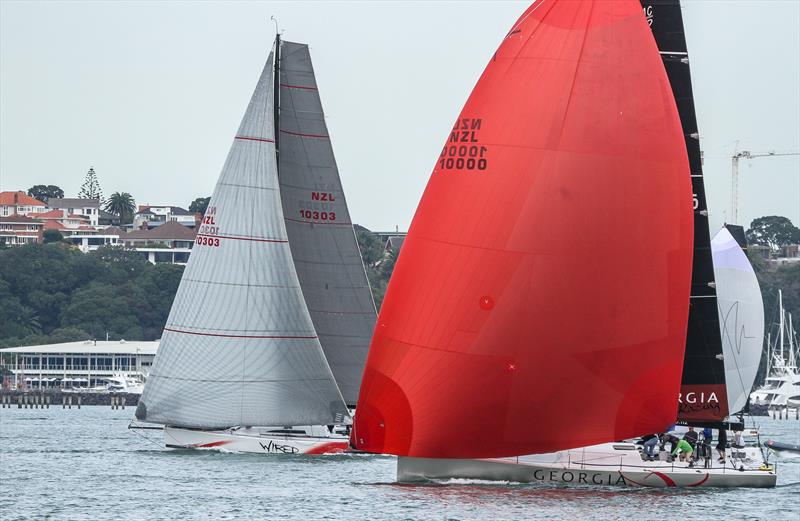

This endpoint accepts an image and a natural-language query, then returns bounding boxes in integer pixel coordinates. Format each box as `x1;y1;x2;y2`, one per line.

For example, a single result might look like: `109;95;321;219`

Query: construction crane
730;150;800;224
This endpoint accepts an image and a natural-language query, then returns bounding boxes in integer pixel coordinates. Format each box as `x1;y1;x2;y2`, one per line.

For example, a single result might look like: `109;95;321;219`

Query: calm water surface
1;407;798;520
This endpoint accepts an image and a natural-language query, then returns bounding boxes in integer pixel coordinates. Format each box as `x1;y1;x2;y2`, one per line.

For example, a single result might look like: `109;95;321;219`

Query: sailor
642;433;659;461
699;427;713;467
717;428;728;463
671;437;694;466
683;426;699;449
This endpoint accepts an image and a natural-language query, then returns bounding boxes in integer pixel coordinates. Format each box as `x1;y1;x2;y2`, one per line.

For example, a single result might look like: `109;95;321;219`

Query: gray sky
1;0;798;232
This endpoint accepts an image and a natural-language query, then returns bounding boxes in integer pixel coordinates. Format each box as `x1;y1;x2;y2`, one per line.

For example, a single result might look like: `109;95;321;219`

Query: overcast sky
1;1;798;232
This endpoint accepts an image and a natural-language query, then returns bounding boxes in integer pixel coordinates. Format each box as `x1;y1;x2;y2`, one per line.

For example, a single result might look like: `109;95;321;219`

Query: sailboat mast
789;313;795;369
273;32;281;156
779;289;785;363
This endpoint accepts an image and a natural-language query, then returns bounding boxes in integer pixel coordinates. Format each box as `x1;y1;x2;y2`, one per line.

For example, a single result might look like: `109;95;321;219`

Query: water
1;408;798;520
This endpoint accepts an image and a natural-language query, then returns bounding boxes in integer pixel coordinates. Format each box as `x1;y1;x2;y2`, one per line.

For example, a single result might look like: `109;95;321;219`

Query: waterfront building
0;213;44;246
0;191;46;217
0;339;158;390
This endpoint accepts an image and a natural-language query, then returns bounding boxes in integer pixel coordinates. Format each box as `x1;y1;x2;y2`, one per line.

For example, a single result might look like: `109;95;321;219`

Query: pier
0;391;140;409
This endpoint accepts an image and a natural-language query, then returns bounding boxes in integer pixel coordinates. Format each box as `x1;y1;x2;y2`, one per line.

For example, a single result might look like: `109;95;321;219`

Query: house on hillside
134;205;197;230
0;213;44;246
47;198;100;227
0;191;46;216
122;220;196;264
28;209;93;232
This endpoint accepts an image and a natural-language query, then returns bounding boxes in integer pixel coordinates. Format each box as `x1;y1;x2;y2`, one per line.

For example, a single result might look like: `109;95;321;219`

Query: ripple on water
0;408;798;520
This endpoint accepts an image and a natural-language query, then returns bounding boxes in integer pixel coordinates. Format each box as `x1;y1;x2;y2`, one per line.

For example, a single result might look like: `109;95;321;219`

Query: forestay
136;51;348;429
277;41;377;406
711;227;764;415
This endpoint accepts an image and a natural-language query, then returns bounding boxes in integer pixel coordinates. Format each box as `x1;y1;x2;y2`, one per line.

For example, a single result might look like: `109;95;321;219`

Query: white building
0;340;158;390
47;198;101;227
134;205;197;229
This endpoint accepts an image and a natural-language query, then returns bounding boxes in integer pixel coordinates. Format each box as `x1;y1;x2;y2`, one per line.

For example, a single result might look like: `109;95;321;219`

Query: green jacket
671;439;693;456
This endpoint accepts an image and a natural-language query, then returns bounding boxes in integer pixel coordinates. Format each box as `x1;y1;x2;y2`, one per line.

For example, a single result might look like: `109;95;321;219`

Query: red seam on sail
234;136;275;143
279;129;329;139
196;233;288;244
284;217;353;226
280;83;318;91
164;327;317;340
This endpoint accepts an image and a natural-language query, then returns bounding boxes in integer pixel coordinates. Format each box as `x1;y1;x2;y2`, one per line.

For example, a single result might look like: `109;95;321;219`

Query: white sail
277;41;377;405
711;227;764;414
136;50;348;429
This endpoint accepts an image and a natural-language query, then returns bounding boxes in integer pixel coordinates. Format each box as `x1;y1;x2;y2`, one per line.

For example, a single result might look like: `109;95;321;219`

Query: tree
746;216;800;251
77;167;103;201
27;185;64;204
189;196;211;215
355;225;385;267
104;192;136;224
42;229;63;243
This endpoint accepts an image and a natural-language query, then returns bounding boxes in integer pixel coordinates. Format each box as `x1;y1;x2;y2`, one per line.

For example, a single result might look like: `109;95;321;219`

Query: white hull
398;442;776;488
164;426;350;455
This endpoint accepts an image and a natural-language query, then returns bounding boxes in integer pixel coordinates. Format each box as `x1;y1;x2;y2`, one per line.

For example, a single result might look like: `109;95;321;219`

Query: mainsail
277;41;377;406
711;227;764;415
136;49;349;429
642;0;728;422
352;0;694;459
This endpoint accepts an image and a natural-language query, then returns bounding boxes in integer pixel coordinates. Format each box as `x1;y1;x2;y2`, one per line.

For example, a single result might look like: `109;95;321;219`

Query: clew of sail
277;41;378;407
711;227;764;415
352;0;694;459
136;49;348;429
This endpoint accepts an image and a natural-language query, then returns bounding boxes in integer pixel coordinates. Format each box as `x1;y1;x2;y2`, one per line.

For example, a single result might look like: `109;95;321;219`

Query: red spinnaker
353;0;693;458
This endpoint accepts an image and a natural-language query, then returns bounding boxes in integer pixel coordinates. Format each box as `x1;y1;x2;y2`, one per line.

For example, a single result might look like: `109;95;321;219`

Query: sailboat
134;35;377;454
351;0;776;487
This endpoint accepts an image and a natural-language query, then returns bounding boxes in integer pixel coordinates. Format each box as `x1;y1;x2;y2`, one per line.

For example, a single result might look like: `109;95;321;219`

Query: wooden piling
77;395;81;409
121;396;126;410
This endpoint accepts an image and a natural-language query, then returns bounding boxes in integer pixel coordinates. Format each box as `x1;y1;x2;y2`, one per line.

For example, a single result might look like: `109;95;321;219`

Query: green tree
355;225;384;267
746;216;800;251
189;196;211;215
104;192;136;224
27;185;64;204
42;229;63;243
77;167;103;201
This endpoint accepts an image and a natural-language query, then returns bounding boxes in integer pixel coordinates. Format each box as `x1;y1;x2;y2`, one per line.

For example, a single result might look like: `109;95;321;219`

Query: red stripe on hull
190;440;232;449
303;441;349;455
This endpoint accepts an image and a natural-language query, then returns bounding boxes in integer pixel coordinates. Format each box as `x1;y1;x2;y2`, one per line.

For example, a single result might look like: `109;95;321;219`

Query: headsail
352;0;693;459
642;0;729;422
137;50;348;429
277;41;377;406
711;227;764;415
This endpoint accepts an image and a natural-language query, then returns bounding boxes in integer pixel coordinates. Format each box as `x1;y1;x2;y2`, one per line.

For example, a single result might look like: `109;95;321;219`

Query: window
27;225;38;231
